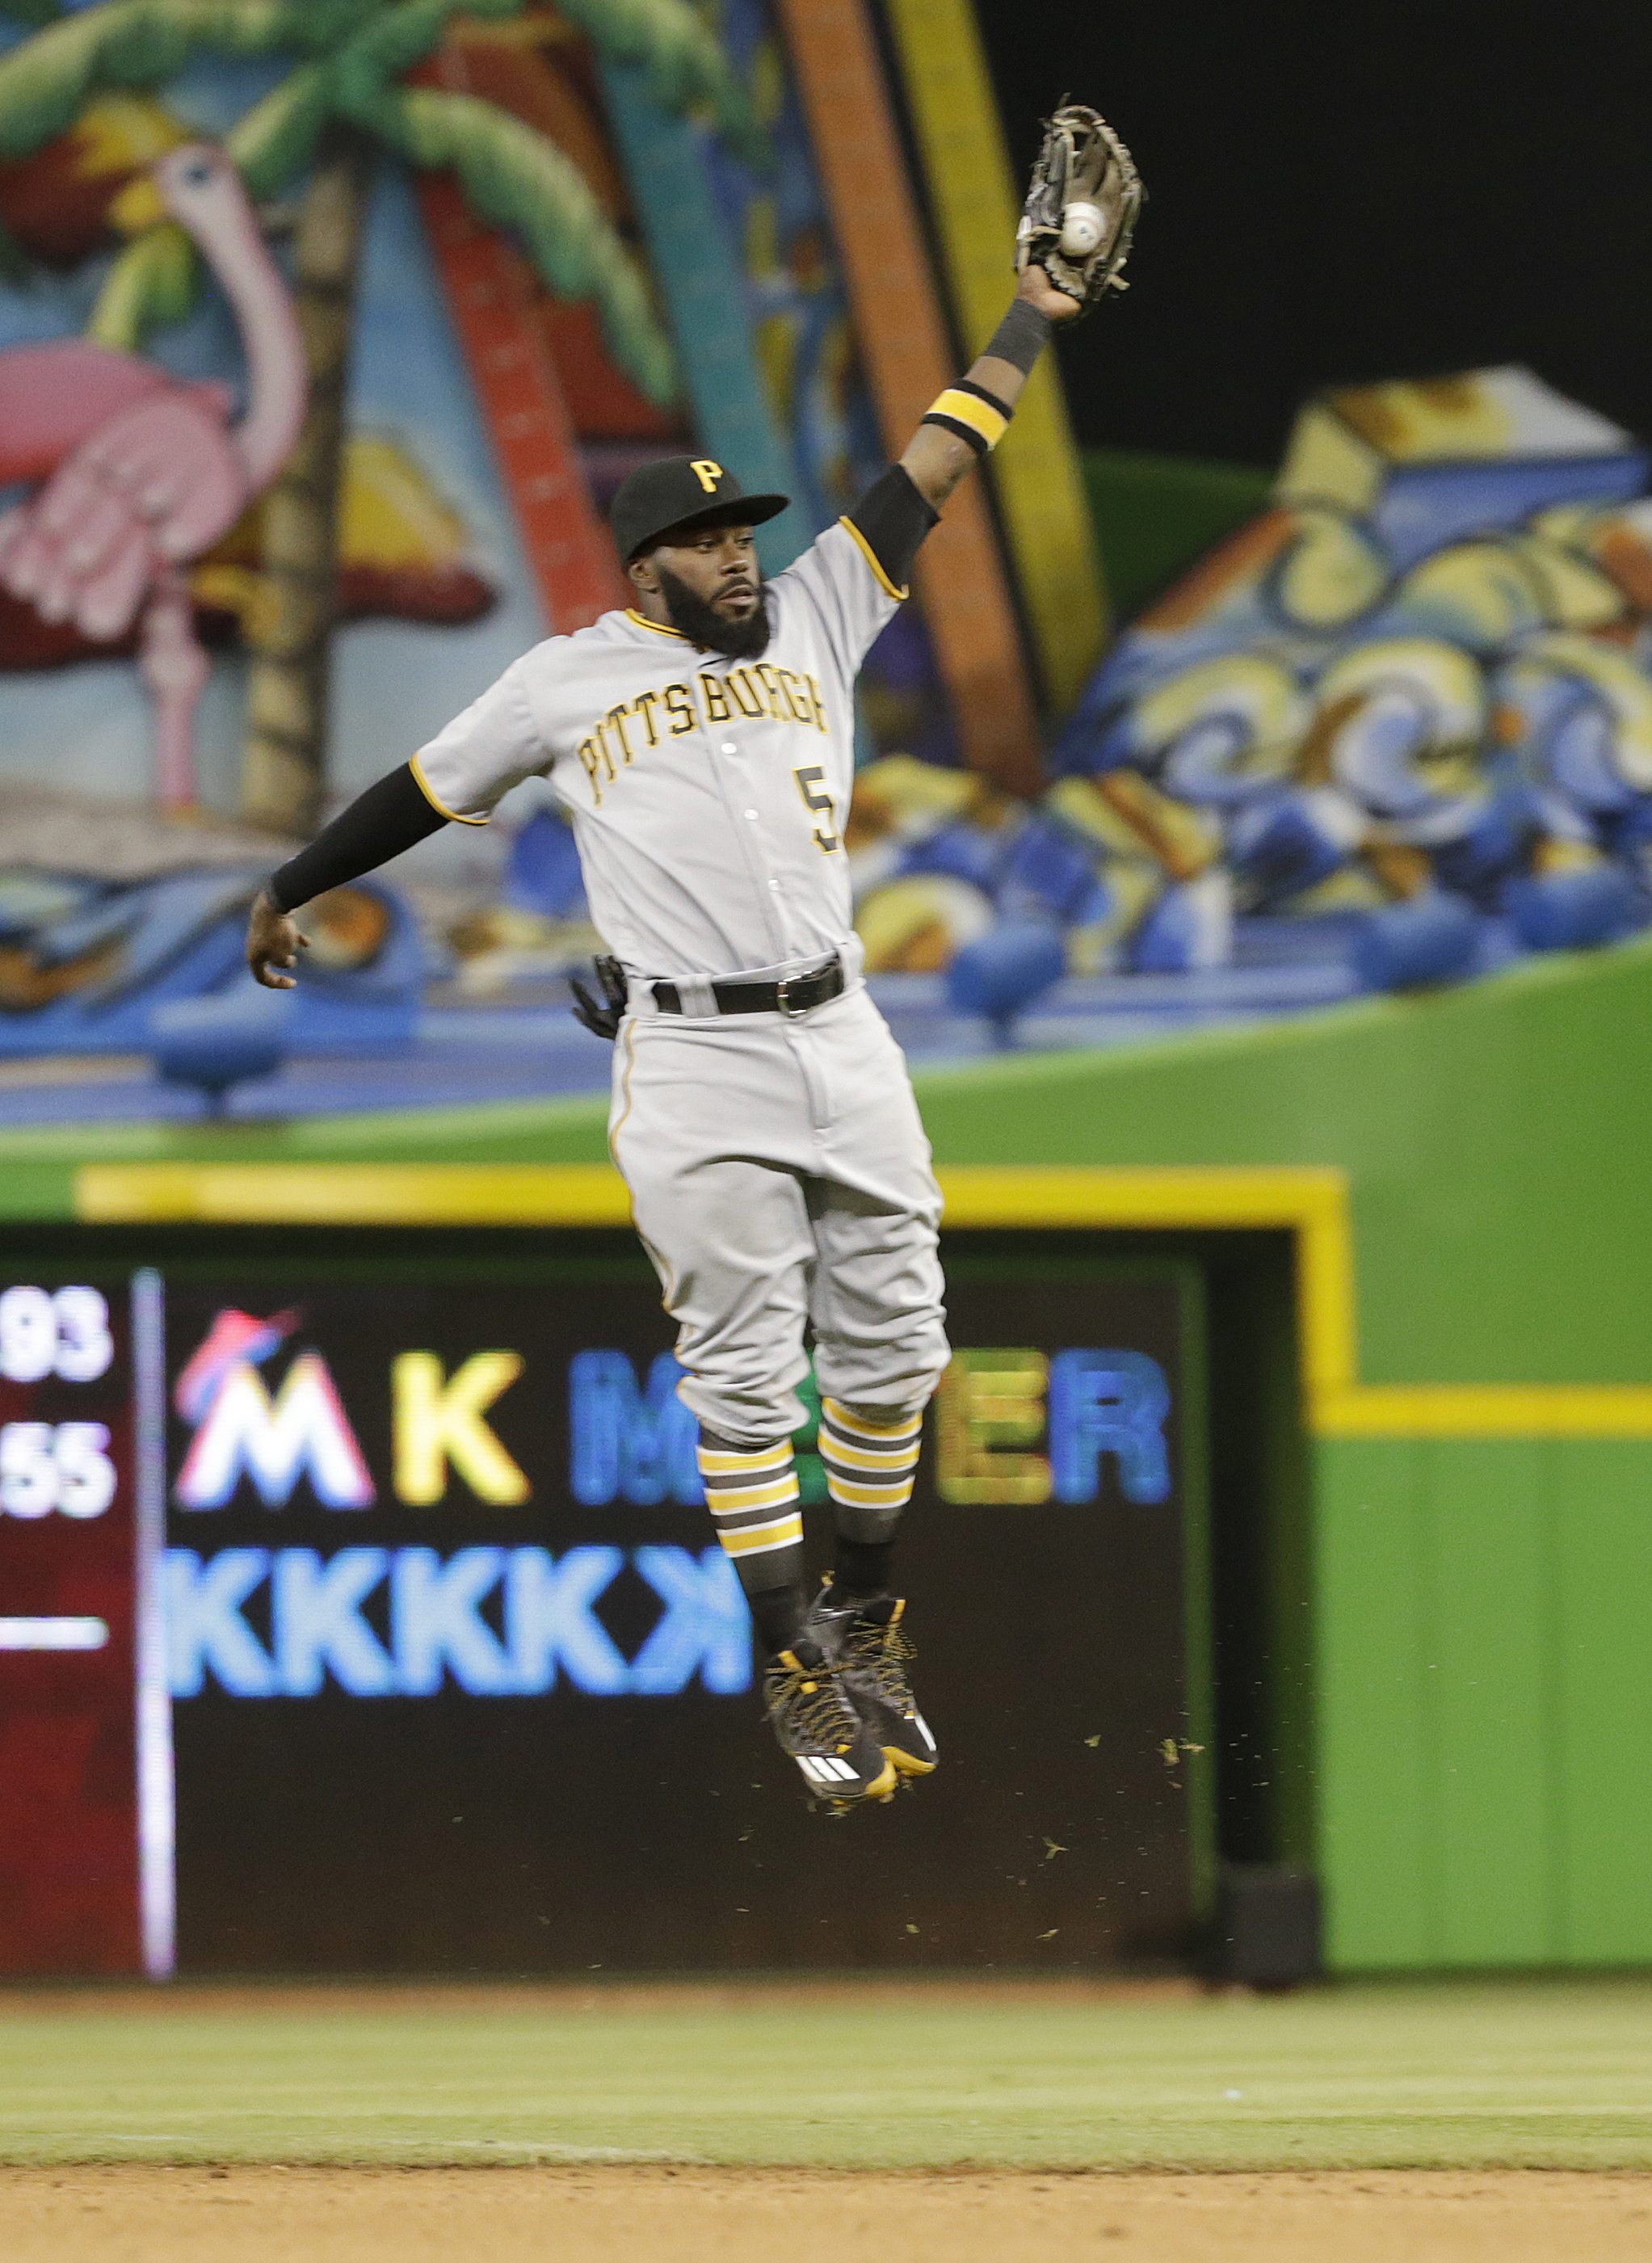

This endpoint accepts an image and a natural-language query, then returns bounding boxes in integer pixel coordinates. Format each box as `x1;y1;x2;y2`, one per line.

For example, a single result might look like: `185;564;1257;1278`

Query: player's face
649;524;761;622
632;519;771;659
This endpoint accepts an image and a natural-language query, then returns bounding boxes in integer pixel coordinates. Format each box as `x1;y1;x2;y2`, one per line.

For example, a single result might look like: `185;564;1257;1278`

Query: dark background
158;1237;1205;1973
969;1;1652;465
0;1219;1325;1979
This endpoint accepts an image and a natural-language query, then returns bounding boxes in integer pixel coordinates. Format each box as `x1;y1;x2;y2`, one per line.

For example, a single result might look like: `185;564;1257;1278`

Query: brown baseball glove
1015;102;1143;313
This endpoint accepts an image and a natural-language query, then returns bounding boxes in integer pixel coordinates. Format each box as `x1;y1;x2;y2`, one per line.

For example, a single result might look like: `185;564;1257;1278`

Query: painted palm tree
0;0;767;832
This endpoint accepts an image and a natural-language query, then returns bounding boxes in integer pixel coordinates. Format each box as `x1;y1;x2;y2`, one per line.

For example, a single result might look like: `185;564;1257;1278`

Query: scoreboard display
0;1234;1209;1975
0;1272;166;1976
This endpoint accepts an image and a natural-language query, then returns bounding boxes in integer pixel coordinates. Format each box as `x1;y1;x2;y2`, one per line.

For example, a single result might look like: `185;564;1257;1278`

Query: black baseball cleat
805;1584;938;1780
763;1638;896;1807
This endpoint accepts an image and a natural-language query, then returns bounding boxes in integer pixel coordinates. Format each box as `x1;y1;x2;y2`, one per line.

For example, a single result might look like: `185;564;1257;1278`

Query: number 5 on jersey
794;765;839;854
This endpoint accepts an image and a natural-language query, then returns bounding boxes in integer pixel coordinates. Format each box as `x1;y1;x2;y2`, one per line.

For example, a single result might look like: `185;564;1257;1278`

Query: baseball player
247;107;1139;1807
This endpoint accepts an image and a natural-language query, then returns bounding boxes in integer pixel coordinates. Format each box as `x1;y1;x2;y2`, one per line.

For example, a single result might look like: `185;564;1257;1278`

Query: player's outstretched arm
899;265;1081;514
899;101;1141;515
246;761;449;987
834;265;1082;605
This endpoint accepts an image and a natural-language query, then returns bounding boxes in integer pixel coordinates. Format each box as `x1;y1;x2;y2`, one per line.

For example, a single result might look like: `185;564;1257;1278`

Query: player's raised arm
900;104;1141;515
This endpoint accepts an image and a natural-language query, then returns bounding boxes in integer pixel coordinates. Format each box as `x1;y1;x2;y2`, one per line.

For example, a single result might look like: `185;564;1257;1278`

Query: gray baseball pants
607;982;950;1445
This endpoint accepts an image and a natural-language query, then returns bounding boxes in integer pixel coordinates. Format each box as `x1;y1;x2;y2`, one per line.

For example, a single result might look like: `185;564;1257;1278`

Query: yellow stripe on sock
707;1474;801;1515
719;1513;805;1557
822;1399;923;1441
697;1445;793;1476
819;1436;920;1473
826;1475;917;1509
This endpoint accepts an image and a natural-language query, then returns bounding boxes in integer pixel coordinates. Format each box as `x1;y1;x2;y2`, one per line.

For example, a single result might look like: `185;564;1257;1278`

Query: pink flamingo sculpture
0;144;306;809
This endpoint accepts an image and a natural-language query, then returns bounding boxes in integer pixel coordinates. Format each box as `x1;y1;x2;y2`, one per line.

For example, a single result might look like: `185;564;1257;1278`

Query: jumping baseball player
247;107;1140;1807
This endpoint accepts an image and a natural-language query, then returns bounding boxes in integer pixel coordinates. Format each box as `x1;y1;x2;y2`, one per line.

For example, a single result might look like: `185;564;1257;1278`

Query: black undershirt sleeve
266;762;448;913
843;464;938;595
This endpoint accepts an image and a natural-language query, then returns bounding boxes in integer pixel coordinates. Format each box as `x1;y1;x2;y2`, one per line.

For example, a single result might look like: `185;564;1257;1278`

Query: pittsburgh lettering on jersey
578;670;829;804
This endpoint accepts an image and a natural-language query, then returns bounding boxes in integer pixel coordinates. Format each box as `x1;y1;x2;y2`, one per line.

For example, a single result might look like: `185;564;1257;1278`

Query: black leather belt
653;955;845;1019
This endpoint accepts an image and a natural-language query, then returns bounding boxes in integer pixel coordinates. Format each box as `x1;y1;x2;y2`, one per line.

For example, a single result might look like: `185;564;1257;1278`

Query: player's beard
656;563;772;659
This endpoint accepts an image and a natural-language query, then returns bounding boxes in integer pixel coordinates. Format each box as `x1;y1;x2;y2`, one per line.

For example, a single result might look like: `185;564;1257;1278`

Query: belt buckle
776;976;805;1018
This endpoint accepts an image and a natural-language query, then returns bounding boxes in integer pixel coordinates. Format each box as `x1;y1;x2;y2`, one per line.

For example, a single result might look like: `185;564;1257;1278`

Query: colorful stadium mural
0;0;973;1092
833;369;1652;1038
490;368;1652;1054
2;4;1651;1115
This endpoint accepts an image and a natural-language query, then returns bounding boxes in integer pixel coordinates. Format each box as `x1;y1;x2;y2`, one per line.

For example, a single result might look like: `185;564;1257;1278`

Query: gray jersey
413;521;904;982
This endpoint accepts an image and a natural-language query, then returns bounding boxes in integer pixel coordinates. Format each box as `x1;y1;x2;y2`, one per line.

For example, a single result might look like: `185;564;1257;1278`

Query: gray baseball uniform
411;515;951;1449
261;281;1061;1786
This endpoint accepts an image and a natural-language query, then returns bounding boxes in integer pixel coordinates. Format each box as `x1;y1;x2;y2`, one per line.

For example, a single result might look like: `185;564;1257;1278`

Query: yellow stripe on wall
935;1163;1358;1400
880;0;1110;711
72;1159;1652;1441
74;1162;633;1227
1314;1385;1652;1438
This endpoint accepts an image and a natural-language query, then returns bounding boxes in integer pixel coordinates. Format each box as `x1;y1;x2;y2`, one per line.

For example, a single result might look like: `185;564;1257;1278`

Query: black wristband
983;297;1052;376
267;762;448;912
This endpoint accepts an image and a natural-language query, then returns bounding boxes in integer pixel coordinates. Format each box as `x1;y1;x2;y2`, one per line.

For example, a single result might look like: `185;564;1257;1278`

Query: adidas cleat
805;1585;938;1780
763;1638;896;1806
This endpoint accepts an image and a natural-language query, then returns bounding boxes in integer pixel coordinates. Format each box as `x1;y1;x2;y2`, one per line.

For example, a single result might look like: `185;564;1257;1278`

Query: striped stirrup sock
696;1432;804;1595
818;1399;923;1542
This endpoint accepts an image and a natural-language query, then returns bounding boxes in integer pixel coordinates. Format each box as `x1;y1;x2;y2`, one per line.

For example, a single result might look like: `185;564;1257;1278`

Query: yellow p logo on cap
690;460;723;494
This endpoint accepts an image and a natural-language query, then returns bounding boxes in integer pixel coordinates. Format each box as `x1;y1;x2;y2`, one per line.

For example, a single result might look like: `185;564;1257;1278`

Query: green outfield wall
914;937;1652;1968
1317;1434;1652;1968
7;931;1652;1970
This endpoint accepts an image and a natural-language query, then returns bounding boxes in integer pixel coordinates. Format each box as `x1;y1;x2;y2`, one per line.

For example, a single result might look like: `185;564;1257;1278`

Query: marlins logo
174;1307;375;1511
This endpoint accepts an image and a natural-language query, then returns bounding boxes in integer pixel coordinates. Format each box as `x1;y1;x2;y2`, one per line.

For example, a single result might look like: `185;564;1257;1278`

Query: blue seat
946;917;1066;1041
151;986;289;1111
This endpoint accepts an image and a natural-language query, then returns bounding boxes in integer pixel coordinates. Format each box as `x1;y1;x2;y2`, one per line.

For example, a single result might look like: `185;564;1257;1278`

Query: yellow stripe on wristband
927;386;1009;451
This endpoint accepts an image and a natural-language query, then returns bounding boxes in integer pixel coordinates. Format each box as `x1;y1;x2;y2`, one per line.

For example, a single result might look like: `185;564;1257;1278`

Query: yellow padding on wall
73;1160;1652;1441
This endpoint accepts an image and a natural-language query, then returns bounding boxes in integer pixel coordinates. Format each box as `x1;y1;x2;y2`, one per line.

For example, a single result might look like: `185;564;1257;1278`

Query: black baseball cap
611;456;789;563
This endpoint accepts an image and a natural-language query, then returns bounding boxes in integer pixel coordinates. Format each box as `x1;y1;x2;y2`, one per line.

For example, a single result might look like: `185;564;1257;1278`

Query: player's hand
570;953;629;1040
246;887;307;989
1015;263;1083;322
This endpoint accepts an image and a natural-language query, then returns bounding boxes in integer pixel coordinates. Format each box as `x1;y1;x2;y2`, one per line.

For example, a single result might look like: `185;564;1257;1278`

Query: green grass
2;1979;1650;2170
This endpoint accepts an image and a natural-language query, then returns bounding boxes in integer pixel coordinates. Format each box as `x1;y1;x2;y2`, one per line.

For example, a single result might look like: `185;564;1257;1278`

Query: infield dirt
5;2165;1652;2261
